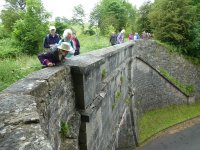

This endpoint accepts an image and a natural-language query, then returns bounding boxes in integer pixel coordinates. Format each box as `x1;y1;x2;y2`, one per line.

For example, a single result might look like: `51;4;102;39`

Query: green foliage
60;121;70;139
112;91;122;110
54;17;70;36
0;38;22;58
0;33;111;91
0;55;41;91
155;40;179;53
136;1;152;33
0;0;26;33
72;4;85;32
159;67;195;95
12;0;49;55
78;34;110;53
149;0;200;56
120;76;124;84
0;8;23;33
89;0;137;34
0;25;10;39
5;0;26;10
112;103;116;110
139;102;200;144
125;98;131;106
115;91;121;101
102;69;107;80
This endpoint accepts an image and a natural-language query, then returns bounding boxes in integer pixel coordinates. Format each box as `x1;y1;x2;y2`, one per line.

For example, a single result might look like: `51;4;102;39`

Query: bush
0;25;10;39
0;38;22;58
12;0;49;55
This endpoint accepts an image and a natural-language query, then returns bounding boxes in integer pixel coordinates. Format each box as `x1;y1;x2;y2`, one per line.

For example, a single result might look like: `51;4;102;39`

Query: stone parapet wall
1;66;80;150
134;40;200;100
0;40;199;150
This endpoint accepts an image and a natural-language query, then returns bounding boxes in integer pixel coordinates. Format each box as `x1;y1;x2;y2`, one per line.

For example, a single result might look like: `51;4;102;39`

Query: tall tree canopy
72;4;85;32
0;0;26;32
149;0;200;55
12;0;49;54
89;0;136;34
136;1;152;33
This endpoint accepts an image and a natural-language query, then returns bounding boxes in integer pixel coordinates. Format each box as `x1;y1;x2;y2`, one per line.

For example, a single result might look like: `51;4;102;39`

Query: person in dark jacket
43;26;60;50
38;42;72;67
72;32;80;55
110;32;117;46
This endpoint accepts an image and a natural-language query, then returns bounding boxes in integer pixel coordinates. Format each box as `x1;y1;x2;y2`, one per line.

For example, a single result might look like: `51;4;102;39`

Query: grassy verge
139;102;200;144
78;34;110;53
0;38;22;59
0;55;41;91
155;40;200;65
159;67;195;95
0;34;111;91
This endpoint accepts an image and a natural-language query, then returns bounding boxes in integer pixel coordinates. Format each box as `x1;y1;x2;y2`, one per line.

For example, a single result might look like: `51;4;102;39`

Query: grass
0;38;22;59
0;55;41;91
155;40;200;65
155;40;180;53
78;34;110;53
138;102;200;144
60;121;70;139
159;67;195;95
0;34;111;92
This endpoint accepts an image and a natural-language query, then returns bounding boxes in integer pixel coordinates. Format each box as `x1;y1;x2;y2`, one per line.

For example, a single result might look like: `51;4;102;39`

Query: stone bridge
1;40;200;150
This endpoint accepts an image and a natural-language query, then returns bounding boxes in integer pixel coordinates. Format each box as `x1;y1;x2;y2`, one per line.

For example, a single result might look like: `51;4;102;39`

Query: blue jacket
44;34;60;48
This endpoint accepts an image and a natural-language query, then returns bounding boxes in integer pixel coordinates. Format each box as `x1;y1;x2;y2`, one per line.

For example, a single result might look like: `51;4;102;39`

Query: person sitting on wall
58;29;75;58
38;42;72;67
43;26;60;51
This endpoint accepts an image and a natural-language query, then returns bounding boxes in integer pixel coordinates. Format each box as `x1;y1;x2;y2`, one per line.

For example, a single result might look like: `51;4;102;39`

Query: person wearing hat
43;26;60;51
38;42;72;67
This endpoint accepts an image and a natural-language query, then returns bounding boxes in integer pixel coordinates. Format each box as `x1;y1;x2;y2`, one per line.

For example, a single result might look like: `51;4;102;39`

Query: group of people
38;26;152;67
110;30;152;45
38;26;80;67
129;31;151;41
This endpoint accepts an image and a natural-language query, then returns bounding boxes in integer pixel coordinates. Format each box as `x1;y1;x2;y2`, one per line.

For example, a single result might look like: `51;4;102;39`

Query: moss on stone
159;67;195;95
102;69;107;80
60;121;70;139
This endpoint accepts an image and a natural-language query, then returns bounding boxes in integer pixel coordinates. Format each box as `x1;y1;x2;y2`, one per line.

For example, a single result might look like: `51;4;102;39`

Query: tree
136;1;152;33
54;17;70;35
12;0;50;54
5;0;26;10
149;0;199;54
148;0;200;57
0;0;26;32
89;0;136;34
72;4;85;32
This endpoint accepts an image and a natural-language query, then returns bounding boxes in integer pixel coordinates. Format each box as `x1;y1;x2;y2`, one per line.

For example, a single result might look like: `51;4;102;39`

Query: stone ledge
0;93;52;150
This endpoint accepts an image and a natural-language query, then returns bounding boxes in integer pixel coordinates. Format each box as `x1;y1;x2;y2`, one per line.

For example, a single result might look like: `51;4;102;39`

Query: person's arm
44;36;50;48
38;53;54;66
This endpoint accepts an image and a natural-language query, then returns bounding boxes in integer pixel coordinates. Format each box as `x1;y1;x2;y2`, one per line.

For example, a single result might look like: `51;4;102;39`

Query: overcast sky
0;0;154;20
